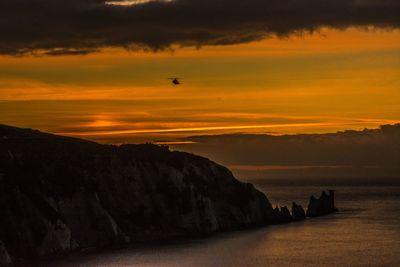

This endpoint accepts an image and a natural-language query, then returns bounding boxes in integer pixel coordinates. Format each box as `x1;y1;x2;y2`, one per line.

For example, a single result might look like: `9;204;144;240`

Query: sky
0;0;400;144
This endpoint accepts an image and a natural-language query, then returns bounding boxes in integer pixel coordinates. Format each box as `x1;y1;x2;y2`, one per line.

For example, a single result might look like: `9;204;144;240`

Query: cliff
0;125;275;264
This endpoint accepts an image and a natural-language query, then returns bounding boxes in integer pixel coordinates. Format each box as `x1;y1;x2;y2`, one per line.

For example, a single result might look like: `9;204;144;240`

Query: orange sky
0;27;399;143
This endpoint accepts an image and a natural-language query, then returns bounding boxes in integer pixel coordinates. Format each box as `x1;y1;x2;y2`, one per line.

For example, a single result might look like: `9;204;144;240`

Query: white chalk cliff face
0;125;277;264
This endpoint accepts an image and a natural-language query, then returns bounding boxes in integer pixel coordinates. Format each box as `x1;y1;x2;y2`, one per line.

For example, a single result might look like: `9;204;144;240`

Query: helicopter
168;77;181;85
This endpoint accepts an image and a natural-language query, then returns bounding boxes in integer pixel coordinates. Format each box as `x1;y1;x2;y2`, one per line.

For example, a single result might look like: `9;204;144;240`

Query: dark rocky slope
0;125;276;264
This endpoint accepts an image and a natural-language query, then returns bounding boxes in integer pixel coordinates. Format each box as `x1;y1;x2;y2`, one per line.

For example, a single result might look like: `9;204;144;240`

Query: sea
48;178;400;267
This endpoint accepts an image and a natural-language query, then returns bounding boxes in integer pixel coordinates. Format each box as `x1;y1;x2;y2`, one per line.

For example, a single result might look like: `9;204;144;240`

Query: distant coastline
173;124;400;180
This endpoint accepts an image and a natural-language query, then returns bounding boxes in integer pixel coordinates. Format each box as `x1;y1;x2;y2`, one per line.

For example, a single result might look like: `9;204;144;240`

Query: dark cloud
0;0;399;56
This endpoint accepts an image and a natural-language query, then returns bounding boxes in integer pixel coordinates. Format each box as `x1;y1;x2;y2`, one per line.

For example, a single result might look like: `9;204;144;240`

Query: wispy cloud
106;0;172;6
58;122;338;136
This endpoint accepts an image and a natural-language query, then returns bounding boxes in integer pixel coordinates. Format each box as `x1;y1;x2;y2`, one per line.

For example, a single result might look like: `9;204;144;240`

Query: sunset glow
1;28;399;143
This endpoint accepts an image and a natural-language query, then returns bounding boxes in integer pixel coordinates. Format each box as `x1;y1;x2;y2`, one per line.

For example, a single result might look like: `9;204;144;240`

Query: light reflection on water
50;185;400;267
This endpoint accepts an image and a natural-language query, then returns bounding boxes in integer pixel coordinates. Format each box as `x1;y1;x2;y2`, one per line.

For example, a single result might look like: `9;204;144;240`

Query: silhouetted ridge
177;124;400;180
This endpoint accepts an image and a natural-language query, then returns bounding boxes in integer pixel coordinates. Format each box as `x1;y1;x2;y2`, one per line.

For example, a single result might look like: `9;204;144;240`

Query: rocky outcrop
273;202;306;224
280;206;292;223
271;206;292;224
291;202;306;221
0;125;276;263
306;190;337;217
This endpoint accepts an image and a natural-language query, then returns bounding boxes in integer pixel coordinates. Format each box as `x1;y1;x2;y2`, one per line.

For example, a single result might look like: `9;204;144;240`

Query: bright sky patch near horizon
1;27;399;144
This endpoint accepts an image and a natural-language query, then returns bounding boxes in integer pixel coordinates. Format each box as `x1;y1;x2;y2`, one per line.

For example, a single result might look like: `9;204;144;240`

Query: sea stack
291;202;306;221
306;190;338;217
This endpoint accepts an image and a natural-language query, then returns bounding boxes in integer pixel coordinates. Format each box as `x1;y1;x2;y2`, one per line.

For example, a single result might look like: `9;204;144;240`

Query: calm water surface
49;183;400;267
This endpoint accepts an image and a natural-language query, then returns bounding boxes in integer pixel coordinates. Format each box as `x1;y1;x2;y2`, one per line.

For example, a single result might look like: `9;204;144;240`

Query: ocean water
49;182;400;267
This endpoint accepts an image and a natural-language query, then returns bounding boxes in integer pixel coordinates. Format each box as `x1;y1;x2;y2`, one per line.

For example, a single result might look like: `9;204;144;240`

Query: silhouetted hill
0;124;275;264
175;124;400;179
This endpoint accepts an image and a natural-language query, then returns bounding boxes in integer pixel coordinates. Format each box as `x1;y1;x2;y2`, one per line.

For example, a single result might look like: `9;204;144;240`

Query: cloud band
0;0;399;56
